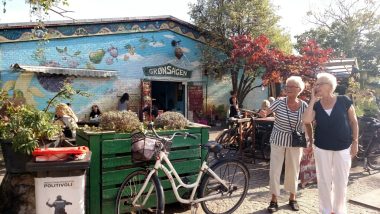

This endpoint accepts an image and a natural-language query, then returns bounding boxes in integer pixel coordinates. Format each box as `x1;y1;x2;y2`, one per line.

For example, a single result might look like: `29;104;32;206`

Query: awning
12;64;118;78
323;58;358;78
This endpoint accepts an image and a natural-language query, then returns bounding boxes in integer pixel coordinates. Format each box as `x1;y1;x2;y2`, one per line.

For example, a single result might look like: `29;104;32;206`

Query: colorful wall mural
0;17;266;120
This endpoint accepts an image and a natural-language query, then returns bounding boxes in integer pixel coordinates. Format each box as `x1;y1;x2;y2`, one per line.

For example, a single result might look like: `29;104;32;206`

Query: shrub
99;111;141;132
0;105;61;154
154;111;188;130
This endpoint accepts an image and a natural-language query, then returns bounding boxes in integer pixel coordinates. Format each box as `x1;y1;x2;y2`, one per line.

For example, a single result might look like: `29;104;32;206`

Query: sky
0;0;331;40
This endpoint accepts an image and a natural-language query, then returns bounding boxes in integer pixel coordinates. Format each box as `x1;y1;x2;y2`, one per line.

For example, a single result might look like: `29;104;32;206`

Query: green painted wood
102;159;201;186
201;128;209;161
88;135;102;214
102;174;197;200
102;147;200;169
77;126;209;214
101;139;131;154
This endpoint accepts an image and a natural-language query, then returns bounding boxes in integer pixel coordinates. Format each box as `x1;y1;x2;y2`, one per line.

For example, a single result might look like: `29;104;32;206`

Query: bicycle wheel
115;170;164;214
198;159;249;214
366;141;380;170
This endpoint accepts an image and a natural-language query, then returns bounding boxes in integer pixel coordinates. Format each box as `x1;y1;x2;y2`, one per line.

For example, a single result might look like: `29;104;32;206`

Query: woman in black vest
303;73;358;214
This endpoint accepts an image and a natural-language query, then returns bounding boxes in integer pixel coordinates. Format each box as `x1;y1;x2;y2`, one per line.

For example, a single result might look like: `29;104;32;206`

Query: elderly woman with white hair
303;73;358;214
259;76;309;213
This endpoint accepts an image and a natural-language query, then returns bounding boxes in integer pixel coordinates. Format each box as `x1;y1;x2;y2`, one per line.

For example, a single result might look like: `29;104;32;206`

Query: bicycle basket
131;132;157;162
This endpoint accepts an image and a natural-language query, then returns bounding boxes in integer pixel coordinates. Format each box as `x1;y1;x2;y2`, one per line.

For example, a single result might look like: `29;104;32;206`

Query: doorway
151;81;185;115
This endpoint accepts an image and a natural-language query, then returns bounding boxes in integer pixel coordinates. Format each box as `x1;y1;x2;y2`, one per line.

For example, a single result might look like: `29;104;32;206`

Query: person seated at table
258;99;274;117
89;104;102;121
268;97;276;105
54;103;78;139
229;96;240;118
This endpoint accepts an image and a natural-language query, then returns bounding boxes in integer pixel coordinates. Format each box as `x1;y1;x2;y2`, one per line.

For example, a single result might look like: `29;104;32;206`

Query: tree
189;0;292;105
295;0;380;73
231;34;333;102
2;0;72;20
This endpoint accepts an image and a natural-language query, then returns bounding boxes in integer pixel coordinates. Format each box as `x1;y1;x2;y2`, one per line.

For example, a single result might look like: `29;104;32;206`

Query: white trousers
269;144;303;196
314;146;351;214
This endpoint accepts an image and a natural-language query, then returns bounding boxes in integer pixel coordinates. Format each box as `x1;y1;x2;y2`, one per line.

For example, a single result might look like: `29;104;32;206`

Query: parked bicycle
358;116;380;172
115;123;250;214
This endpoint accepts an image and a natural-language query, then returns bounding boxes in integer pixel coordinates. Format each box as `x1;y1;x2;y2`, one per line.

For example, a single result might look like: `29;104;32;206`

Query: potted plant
0;90;61;173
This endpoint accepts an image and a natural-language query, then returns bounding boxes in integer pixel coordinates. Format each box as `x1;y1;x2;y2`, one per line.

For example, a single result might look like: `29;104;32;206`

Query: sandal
289;200;300;211
267;201;278;213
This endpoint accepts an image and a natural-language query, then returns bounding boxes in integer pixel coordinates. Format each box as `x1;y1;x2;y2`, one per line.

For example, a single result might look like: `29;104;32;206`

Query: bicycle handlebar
147;122;198;141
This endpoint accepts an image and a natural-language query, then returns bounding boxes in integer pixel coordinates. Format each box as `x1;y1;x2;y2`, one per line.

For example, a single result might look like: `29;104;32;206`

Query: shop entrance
151;81;185;115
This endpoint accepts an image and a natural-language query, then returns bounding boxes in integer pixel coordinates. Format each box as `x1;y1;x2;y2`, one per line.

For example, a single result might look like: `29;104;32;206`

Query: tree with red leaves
230;34;333;104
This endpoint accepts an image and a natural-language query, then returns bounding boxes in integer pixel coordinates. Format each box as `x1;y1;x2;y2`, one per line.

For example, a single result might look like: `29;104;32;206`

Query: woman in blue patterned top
303;73;358;214
259;76;310;213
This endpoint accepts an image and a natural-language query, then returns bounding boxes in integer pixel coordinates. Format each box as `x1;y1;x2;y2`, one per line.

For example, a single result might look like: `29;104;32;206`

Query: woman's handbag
286;100;307;148
291;130;307;147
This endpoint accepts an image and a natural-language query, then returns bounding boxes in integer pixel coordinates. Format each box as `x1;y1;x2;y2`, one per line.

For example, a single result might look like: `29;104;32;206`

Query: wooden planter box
76;124;209;214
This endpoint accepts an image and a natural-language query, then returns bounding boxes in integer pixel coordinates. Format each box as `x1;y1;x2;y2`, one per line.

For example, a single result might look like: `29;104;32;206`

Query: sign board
35;175;85;214
143;64;192;78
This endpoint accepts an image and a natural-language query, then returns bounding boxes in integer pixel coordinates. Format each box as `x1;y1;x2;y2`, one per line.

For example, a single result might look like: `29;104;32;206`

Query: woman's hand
258;109;267;118
310;88;319;103
350;140;359;158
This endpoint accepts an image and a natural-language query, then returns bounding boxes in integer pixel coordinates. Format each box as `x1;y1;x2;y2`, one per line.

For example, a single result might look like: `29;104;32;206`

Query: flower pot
0;140;32;173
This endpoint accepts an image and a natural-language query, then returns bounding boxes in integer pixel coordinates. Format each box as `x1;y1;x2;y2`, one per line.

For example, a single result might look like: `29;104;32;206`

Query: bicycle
115;123;250;214
358;116;380;172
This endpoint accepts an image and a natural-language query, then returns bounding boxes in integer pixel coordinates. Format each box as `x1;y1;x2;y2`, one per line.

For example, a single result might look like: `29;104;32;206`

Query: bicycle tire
115;170;164;214
198;159;249;214
366;140;380;170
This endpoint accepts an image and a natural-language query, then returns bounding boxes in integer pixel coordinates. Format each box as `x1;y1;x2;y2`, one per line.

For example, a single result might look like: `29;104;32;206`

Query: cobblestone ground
166;129;380;214
166;159;380;214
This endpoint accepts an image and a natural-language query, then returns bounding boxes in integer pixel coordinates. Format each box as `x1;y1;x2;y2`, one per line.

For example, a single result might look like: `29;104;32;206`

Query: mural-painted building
0;16;266;121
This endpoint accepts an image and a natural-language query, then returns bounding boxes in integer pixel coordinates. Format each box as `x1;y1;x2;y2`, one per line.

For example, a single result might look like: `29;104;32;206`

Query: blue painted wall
0;19;266;120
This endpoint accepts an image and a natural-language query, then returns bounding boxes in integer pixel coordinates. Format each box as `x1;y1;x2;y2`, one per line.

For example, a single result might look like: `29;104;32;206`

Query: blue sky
0;0;331;40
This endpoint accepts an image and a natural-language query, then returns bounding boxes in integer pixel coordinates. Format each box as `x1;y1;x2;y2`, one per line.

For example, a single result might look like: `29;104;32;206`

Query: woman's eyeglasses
284;86;300;90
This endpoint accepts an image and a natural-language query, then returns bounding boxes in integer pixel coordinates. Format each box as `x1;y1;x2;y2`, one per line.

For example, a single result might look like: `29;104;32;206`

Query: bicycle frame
132;150;230;206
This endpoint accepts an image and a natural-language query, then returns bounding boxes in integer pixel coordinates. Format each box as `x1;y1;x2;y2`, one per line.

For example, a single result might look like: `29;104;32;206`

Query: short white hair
317;72;337;92
286;76;305;93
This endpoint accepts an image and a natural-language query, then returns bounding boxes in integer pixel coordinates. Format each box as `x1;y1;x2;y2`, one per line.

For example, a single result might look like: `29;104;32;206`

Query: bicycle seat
204;141;223;154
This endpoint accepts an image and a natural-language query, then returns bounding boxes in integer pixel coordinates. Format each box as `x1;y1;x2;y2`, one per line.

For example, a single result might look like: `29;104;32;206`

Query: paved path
166;159;380;214
166;128;380;214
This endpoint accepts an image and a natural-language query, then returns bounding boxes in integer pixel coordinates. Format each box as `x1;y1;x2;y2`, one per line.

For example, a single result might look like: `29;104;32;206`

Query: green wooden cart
76;124;209;214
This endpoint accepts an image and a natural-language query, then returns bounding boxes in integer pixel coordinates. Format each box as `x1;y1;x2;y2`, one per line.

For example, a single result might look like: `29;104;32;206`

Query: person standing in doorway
303;72;358;214
118;93;129;111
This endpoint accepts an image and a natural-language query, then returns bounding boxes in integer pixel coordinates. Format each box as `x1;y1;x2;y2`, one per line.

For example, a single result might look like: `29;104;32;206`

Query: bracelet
352;139;358;142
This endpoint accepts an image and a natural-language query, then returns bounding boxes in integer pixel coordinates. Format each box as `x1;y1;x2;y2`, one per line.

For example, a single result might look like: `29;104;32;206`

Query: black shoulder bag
286;99;307;148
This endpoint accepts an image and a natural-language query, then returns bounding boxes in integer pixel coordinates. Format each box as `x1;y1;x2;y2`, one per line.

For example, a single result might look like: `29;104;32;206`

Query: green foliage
99;111;142;132
347;76;379;117
154;112;188;130
189;0;292;105
0;104;61;155
296;0;380;72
